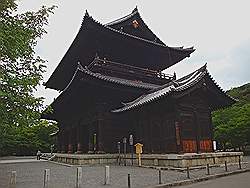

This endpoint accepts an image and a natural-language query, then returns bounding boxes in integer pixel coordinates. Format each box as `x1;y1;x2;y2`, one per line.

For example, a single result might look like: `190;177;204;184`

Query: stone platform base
53;152;243;168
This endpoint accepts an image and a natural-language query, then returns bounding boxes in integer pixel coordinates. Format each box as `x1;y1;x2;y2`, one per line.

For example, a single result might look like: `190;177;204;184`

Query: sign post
134;143;143;166
117;141;121;165
123;137;127;166
129;135;134;165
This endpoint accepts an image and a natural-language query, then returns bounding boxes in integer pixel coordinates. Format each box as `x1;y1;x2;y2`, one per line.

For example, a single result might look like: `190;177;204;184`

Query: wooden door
182;140;197;153
180;112;198;153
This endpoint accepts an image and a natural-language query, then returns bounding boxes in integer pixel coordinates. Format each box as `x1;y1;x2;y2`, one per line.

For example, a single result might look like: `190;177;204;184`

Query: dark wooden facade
43;8;235;154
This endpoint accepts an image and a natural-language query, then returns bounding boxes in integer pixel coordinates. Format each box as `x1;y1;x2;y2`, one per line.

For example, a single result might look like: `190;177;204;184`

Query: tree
0;0;56;155
212;83;250;151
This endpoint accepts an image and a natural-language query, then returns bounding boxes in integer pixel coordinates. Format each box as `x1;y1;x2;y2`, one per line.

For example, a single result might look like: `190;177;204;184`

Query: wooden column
148;118;153;153
58;127;65;153
96;102;105;153
143;118;149;153
60;128;66;153
88;124;94;153
97;119;105;153
68;127;73;154
76;126;82;154
208;108;214;152
175;121;181;153
57;129;62;153
194;110;200;153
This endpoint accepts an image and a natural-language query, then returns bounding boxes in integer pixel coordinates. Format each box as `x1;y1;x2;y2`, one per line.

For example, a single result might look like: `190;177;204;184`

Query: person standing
36;150;41;160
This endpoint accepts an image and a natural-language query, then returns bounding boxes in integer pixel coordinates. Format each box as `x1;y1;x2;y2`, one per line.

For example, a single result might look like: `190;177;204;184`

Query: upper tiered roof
105;7;165;45
44;8;195;91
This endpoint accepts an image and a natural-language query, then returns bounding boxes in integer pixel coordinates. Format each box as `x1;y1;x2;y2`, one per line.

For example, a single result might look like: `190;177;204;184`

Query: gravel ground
0;156;249;188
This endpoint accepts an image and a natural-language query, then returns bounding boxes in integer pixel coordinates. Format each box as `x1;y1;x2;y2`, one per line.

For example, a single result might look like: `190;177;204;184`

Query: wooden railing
88;58;175;81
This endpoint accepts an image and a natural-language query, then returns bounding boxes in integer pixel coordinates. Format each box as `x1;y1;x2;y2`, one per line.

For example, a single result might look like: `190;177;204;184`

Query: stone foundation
54;153;119;165
140;152;243;167
53;152;243;168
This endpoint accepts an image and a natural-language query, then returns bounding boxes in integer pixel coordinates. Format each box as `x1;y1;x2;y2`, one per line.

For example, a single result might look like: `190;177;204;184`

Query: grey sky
18;0;250;105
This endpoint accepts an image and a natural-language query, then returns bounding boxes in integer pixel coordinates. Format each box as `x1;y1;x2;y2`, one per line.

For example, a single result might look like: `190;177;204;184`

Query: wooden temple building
42;8;235;154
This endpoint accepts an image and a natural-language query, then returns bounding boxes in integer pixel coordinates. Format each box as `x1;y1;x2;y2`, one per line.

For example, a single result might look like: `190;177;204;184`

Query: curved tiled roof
45;10;195;91
41;62;160;121
105;7;138;26
112;64;235;113
82;12;195;52
78;64;159;90
105;7;166;45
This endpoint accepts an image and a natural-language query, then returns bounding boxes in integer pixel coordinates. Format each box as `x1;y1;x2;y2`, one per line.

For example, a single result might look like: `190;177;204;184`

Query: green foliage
0;120;58;156
0;0;57;156
212;83;250;151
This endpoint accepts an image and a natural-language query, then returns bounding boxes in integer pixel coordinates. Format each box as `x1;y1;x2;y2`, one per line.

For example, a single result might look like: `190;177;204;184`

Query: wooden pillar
208;109;214;152
194;110;200;153
143;118;149;153
149;118;153;153
174;105;182;154
76;126;82;154
68;127;73;154
97;119;104;153
60;128;65;153
88;124;94;153
57;129;62;153
175;121;181;153
56;127;63;153
96;102;106;153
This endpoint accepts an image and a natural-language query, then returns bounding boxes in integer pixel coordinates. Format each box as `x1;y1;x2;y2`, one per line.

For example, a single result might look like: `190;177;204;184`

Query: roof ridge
105;8;138;26
104;7;166;46
80;11;195;52
61;64;82;93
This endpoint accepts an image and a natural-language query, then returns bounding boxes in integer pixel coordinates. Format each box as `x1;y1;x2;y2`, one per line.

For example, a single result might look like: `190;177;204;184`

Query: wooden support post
138;153;142;167
97;120;104;153
57;129;61;153
76;126;82;154
68;144;73;154
88;125;94;153
76;143;82;154
43;169;50;188
68;128;73;154
104;166;110;185
60;129;66;153
9;171;16;188
135;143;143;167
76;167;82;188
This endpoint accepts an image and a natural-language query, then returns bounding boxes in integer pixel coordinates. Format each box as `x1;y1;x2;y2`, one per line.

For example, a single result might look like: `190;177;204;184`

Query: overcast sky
18;0;250;106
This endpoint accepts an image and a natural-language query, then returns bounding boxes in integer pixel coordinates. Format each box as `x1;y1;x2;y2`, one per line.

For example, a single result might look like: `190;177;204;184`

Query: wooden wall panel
199;139;213;152
182;140;197;153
